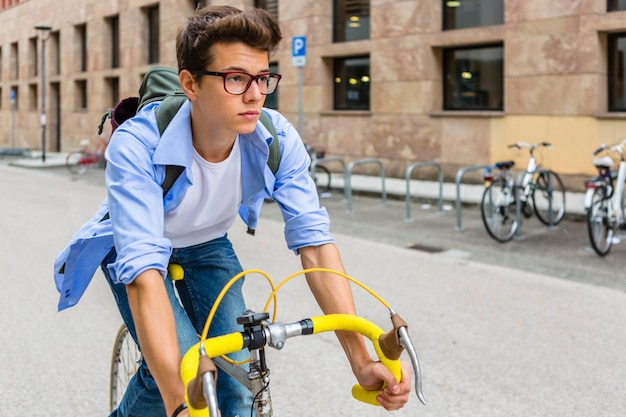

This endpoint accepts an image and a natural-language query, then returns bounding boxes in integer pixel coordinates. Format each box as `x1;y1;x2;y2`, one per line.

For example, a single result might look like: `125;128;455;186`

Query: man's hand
355;360;412;411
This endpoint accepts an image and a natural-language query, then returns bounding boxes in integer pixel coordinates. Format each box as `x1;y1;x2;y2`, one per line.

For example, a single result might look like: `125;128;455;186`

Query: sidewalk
7;151;588;216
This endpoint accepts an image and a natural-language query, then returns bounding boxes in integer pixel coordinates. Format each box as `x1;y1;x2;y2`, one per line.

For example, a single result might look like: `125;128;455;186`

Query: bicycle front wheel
532;170;566;225
314;164;332;195
586;186;614;256
480;178;519;243
66;149;89;175
110;324;142;412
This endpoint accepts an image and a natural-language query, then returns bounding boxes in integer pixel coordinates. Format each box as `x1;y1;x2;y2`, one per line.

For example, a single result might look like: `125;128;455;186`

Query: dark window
264;62;279;110
106;77;120;107
29;83;37;109
145;5;160;64
609;33;626;111
255;0;278;19
10;42;18;80
608;0;626;11
30;37;38;78
107;15;120;68
75;79;87;110
443;44;503;111
76;24;87;72
443;0;503;30
51;31;60;75
334;0;370;42
333;56;370;110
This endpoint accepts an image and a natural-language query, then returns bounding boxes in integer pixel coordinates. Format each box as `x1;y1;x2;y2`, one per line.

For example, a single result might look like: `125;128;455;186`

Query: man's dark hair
176;5;283;73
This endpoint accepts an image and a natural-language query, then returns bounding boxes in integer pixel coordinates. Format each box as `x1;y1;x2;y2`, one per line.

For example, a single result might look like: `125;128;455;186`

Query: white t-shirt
164;137;242;248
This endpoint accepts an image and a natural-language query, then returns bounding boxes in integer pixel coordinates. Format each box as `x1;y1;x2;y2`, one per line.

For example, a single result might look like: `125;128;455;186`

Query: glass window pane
334;56;370;110
609;34;626;111
608;0;626;11
334;0;370;42
443;44;503;111
264;62;279;110
443;0;503;30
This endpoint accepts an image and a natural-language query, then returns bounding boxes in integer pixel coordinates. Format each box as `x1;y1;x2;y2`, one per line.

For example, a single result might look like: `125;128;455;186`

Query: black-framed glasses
193;70;282;95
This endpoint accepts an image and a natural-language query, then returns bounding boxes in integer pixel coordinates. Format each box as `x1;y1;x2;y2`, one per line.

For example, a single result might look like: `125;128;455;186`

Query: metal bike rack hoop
454;164;489;231
309;156;346;180
344;158;387;213
404;161;444;222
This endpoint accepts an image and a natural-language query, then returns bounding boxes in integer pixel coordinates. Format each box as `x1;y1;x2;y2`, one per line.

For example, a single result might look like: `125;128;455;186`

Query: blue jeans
102;235;253;417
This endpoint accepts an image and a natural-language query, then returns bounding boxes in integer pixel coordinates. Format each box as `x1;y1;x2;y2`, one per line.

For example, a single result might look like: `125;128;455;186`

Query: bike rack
344;158;387;213
513;168;555;241
309;156;346;189
454;164;489;231
404;161;444;222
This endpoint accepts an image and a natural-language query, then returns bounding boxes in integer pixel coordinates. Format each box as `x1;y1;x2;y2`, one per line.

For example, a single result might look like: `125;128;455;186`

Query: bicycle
584;140;626;256
110;323;142;411
480;142;566;243
305;143;332;195
65;137;108;175
110;267;426;417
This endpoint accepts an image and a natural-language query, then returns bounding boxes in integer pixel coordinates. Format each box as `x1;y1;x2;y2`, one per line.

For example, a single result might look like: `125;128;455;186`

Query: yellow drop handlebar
180;314;401;417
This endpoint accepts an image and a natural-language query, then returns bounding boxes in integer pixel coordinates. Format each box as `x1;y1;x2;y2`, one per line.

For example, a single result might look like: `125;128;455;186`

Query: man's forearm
126;269;186;416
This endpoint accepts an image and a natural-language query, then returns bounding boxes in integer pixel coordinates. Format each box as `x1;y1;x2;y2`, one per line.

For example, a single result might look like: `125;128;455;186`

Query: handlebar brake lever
397;326;427;405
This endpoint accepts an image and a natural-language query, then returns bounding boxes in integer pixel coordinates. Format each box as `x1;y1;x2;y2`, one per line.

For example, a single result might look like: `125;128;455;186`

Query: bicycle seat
593;156;614;168
495;160;515;170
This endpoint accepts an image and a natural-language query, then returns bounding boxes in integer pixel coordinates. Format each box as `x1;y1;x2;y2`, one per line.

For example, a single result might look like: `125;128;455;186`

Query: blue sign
292;36;306;67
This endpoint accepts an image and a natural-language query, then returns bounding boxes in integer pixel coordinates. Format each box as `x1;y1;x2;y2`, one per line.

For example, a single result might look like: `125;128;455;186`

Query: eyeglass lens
224;73;280;95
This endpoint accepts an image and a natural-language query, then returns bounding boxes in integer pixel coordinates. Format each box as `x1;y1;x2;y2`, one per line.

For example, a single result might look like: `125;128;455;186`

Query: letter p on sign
292;36;306;67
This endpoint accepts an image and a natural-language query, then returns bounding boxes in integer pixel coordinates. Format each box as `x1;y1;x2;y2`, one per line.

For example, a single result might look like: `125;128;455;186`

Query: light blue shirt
54;100;333;311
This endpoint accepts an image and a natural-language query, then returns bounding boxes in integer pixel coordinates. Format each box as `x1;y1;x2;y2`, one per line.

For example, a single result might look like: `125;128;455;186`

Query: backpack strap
260;110;281;175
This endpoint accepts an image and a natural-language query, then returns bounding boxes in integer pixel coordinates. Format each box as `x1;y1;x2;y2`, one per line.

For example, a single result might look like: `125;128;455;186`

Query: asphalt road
1;158;625;417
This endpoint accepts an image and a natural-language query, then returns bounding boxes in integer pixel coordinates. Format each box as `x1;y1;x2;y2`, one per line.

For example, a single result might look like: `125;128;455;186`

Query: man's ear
179;70;198;100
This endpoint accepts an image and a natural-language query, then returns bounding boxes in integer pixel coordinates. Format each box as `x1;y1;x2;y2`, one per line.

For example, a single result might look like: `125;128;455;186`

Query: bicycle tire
586;186;613;256
532;170;566;226
110;324;142;412
66;149;90;175
480;178;519;243
314;164;332;195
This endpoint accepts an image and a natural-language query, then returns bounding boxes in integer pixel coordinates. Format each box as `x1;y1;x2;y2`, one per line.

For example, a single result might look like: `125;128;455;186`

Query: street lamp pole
35;25;51;163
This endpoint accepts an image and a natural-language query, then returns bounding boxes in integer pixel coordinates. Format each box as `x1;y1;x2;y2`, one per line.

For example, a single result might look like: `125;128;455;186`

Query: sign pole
291;36;306;134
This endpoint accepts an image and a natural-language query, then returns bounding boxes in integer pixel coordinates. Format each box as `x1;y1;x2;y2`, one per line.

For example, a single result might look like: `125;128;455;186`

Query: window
29;36;38;78
10;42;18;80
75;23;87;72
255;0;278;19
105;76;120;107
106;15;120;68
609;33;626;111
608;0;626;11
443;0;503;30
443;44;503;111
75;79;87;110
144;5;160;64
333;55;370;110
264;62;279;110
10;86;18;109
334;0;370;42
50;31;60;75
29;83;37;109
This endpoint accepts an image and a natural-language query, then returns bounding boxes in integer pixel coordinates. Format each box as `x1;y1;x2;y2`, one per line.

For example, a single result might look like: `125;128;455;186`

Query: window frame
608;32;626;112
333;0;370;43
333;55;371;111
442;43;504;111
442;0;504;31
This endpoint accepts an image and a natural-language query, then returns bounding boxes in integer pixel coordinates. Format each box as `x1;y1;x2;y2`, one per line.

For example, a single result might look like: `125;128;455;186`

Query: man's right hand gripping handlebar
179;309;426;417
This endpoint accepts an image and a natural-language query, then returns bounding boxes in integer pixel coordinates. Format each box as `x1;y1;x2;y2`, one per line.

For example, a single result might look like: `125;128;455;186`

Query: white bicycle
584;140;626;256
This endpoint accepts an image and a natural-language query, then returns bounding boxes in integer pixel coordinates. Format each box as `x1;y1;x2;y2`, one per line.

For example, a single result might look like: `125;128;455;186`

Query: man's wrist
171;402;187;417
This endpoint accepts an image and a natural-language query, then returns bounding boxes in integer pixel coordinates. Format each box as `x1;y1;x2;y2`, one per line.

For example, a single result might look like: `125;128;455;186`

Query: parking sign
292;36;306;67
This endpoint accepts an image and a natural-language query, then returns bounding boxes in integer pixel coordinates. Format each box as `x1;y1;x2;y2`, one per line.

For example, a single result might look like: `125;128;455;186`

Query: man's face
191;41;269;137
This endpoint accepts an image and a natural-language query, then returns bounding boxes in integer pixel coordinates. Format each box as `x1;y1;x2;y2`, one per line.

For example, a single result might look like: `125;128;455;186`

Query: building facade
2;0;626;189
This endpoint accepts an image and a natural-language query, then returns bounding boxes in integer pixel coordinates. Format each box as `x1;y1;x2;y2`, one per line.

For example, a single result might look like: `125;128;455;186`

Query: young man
54;6;411;417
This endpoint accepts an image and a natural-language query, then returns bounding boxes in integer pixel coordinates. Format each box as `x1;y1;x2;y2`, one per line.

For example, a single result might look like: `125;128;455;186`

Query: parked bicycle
110;267;426;416
305;143;332;195
65;137;108;175
480;142;566;243
584;140;626;256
